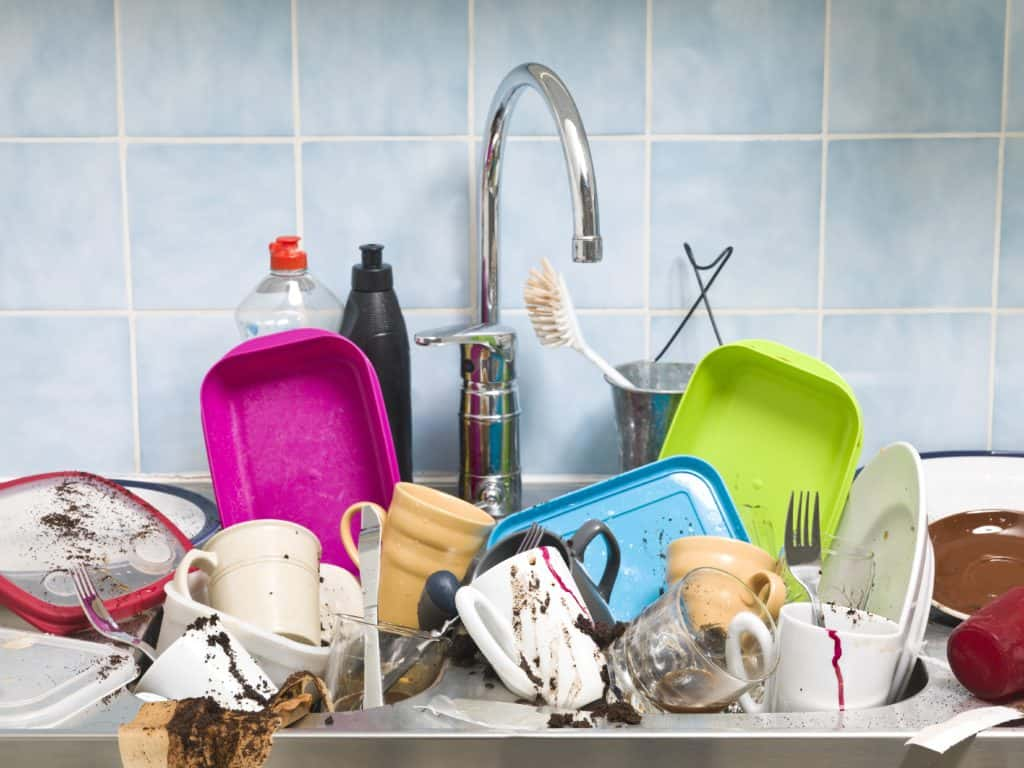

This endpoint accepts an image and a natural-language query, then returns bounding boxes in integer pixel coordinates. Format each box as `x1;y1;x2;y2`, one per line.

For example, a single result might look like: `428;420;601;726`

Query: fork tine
802;491;810;548
71;565;88;599
785;491;795;551
74;565;96;601
812;492;821;550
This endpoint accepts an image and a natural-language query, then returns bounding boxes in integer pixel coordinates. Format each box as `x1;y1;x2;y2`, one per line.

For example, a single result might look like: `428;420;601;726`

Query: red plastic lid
270;235;307;271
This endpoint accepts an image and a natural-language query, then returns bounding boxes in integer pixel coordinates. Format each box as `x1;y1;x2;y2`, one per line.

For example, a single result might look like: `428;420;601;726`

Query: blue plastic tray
112;480;221;546
489;456;748;620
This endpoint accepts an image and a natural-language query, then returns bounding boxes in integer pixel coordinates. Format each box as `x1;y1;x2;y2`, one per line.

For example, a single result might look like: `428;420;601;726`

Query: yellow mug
340;483;495;629
666;536;786;623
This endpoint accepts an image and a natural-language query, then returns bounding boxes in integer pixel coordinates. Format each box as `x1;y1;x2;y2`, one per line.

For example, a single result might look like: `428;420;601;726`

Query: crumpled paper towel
907;705;1023;754
118;671;332;768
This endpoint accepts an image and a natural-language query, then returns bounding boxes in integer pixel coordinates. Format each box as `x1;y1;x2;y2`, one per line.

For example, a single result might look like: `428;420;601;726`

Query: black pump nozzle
352;243;392;291
360;243;384;269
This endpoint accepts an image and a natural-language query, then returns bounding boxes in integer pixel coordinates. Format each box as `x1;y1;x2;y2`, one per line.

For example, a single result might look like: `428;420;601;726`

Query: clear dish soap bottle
235;236;343;339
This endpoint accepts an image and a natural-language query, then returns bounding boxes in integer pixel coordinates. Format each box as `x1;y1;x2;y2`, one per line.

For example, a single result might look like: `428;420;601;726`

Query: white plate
834;442;929;703
922;453;1024;524
921;452;1024;621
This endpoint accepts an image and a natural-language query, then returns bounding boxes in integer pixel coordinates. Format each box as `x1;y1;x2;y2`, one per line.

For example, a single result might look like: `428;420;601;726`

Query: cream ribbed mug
340;483;495;629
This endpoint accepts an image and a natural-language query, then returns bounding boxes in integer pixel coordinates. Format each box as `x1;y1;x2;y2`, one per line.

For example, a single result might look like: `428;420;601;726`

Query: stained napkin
906;704;1023;754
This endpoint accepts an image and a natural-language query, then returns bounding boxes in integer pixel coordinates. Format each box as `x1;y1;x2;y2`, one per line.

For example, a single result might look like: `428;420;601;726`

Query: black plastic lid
351;243;393;291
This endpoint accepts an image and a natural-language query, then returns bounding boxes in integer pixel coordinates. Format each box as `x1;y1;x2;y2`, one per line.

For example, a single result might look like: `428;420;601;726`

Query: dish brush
523;259;634;390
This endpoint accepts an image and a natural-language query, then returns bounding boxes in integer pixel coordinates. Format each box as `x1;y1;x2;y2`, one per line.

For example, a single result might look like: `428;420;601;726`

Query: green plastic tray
659;340;863;562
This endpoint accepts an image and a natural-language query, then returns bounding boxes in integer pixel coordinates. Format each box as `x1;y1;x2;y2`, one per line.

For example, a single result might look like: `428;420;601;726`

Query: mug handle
748;570;787;619
454;585;537;700
569;519;621;601
725;610;777;714
339;502;387;567
173;549;219;599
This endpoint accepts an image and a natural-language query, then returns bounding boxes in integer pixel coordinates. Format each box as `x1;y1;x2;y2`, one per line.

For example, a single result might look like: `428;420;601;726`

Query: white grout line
816;0;832;359
466;0;478;318
643;0;653;359
112;0;142;474
988;0;1013;450
7;131;1024;145
290;0;304;235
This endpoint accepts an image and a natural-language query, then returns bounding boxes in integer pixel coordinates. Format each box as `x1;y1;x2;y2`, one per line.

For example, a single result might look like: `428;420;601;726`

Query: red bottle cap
269;235;307;271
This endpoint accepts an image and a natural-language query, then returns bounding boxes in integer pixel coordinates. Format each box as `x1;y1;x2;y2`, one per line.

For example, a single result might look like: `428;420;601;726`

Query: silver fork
70;564;158;661
784;491;824;628
516;522;545;554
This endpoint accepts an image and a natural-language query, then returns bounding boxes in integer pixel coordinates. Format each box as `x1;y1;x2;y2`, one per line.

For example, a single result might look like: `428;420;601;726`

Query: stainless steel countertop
1;480;1021;767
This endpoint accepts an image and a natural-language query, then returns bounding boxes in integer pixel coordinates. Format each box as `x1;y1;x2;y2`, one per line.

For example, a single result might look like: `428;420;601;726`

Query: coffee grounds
203;628;270;709
95;653;124;682
518;653;543;687
481;662;498;682
185;614;220;633
164;696;274;767
547;712;593;729
446;633;480;667
587;700;642;725
574;616;628;650
324;715;334;726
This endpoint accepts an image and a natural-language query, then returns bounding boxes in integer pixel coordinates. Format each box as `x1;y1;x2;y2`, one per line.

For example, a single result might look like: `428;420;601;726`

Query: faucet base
460;472;522;520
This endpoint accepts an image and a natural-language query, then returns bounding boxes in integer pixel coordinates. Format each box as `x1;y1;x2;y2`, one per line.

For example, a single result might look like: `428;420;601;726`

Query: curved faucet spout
479;62;602;325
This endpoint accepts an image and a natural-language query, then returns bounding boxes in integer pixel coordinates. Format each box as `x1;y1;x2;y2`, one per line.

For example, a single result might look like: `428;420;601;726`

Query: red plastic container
947;586;1024;701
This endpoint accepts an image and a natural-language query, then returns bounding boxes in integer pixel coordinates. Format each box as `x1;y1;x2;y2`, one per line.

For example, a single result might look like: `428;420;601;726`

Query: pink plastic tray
201;329;399;575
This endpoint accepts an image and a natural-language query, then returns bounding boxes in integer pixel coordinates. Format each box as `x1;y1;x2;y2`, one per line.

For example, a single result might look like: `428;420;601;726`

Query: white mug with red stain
455;545;606;709
733;602;902;713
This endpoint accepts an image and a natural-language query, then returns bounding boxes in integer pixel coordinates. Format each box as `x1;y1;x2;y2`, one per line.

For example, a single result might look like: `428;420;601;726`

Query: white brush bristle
523;258;581;349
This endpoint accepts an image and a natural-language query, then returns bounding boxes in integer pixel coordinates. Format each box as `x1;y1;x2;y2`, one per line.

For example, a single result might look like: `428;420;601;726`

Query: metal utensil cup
606;361;694;472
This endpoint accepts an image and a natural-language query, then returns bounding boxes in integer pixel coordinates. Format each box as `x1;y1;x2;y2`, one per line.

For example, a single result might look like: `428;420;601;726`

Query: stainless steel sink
1;479;1020;768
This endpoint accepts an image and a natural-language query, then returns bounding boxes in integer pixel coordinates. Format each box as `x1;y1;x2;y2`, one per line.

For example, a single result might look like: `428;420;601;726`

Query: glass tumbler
605;567;779;713
325;613;449;711
816;535;876;613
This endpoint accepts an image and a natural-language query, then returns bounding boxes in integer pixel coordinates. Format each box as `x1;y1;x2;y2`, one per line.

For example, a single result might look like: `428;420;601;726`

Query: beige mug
340;483;495;629
173;520;322;645
666;536;786;622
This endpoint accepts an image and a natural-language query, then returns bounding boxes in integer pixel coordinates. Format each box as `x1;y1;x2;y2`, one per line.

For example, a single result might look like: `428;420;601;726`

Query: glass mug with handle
606;567;779;713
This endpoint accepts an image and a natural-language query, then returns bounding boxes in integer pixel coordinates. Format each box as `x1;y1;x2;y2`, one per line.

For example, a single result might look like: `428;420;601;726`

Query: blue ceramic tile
496;140;645;309
128;144;296;309
650;141;821;310
652;0;824;134
505;312;646;475
1008;1;1024;129
408;311;472;475
998;140;1024;306
0;143;124;309
994;314;1024;448
136;315;238;473
822;313;989;460
299;0;466;135
830;0;1004;132
303;141;469;308
0;0;116;136
474;0;645;135
650;313;818;363
0;316;133;474
825;139;997;309
121;0;292;136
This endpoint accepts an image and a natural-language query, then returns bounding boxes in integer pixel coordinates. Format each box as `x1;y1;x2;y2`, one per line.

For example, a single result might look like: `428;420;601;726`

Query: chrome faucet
415;62;602;519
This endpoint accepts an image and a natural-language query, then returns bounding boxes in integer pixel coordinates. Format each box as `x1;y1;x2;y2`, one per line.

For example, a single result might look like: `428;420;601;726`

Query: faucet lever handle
414;322;516;361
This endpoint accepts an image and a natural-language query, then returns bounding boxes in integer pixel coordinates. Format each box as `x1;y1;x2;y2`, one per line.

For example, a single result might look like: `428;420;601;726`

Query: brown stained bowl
929;509;1024;620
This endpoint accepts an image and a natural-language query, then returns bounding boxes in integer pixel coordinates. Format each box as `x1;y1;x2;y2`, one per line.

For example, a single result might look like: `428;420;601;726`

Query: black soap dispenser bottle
340;244;413;481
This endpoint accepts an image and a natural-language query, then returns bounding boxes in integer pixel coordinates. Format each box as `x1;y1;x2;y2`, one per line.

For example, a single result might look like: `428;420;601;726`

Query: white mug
455;546;605;709
732;602;902;713
135;616;277;711
174;520;322;645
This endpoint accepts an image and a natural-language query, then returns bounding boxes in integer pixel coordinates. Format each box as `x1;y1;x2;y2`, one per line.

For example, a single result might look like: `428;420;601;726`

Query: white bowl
157;564;359;686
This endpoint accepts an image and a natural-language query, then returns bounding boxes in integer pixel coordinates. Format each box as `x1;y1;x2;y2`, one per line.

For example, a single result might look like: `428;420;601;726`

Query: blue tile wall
2;0;1023;480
